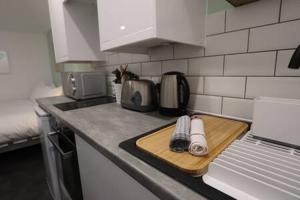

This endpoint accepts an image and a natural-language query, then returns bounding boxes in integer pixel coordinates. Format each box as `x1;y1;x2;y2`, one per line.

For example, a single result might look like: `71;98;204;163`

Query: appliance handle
178;75;190;108
288;45;300;69
47;132;74;159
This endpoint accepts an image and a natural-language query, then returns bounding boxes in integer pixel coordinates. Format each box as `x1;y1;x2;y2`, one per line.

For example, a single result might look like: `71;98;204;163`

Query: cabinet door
48;0;68;61
98;0;155;44
75;135;159;200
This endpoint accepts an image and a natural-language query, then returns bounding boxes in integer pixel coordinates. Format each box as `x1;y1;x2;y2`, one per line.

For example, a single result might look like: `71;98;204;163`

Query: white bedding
0;100;39;144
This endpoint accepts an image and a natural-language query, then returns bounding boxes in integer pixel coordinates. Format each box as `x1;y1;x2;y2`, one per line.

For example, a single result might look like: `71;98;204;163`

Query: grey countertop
37;96;207;200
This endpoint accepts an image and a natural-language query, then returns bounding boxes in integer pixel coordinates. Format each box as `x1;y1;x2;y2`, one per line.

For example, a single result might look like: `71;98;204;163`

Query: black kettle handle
178;75;190;108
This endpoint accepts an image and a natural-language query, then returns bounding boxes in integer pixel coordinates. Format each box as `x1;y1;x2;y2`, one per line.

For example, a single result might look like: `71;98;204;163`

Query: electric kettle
159;71;190;116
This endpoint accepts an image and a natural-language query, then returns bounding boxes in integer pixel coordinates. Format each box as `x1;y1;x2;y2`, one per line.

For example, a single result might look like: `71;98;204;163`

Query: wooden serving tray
136;115;248;175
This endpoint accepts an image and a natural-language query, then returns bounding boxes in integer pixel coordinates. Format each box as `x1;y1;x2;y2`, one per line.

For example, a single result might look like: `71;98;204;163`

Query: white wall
0;31;52;101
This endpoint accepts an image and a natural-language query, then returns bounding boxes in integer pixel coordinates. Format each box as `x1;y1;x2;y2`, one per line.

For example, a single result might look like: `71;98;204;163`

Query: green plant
112;64;139;84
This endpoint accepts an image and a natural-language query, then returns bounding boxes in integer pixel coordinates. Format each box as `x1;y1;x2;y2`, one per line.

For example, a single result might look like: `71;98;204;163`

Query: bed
0;84;62;153
0;100;40;153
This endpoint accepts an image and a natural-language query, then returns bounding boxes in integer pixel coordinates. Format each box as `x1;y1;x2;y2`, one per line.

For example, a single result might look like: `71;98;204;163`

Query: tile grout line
222;55;225;76
172;44;175;59
203;76;206;95
187;59;190;75
99;48;296;67
247;29;250;52
220;96;224;115
274;50;278;76
206;17;300;38
278;0;283;23
224;10;227;33
244;77;248;99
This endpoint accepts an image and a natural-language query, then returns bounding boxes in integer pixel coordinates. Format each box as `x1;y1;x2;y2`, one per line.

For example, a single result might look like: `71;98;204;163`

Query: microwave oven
61;72;106;100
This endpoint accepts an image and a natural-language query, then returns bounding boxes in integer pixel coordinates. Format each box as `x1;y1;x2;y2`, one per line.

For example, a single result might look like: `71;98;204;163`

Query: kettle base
159;107;187;116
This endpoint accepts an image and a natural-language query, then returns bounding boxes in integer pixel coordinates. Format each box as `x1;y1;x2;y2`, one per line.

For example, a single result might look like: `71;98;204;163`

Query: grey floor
0;144;52;200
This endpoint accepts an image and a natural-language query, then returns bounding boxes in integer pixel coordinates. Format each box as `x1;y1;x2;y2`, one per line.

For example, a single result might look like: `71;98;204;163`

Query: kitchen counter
37;96;207;200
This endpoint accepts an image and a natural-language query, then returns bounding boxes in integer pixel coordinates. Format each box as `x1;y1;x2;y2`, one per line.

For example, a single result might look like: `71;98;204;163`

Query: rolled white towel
189;116;209;156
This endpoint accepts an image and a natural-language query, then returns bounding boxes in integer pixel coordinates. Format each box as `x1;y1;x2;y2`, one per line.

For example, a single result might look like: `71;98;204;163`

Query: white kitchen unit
97;0;206;53
48;0;105;63
75;135;159;200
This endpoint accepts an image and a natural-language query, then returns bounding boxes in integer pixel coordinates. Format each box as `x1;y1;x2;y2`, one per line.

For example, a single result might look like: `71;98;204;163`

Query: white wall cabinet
75;135;159;200
97;0;206;53
48;0;105;63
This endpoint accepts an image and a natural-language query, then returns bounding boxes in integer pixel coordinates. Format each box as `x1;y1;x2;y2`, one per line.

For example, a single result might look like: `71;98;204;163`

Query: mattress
0;100;39;144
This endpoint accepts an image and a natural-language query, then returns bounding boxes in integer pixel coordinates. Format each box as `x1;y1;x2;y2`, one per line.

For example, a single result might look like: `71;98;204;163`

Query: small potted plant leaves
112;64;139;104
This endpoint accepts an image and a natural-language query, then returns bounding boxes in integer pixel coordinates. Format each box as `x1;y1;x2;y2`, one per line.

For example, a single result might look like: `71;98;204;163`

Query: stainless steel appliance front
62;72;106;100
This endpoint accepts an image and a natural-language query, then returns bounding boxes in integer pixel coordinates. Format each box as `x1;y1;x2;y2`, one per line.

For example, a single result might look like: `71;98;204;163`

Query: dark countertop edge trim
37;102;181;200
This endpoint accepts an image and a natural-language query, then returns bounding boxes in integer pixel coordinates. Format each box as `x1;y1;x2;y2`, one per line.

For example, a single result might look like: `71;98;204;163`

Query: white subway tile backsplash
140;76;152;81
127;63;141;75
107;86;114;96
132;53;150;63
141;62;161;76
205;30;248;56
149;45;173;61
189;56;224;76
186;77;204;94
205;11;225;35
174;44;204;59
224;52;276;76
188;95;222;114
98;0;300;121
276;50;300;76
102;65;117;75
249;20;300;52
222;98;253;120
162;60;188;74
226;0;280;31
205;77;246;98
107;53;119;65
118;53;133;64
151;77;161;84
246;77;300;99
280;0;300;22
106;76;115;87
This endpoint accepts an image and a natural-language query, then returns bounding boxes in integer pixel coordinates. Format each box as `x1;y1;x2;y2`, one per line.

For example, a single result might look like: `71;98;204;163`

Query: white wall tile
205;30;248;56
151;77;161;84
249;20;300;52
174;44;204;59
225;52;276;76
280;0;300;22
246;77;300;99
276;50;300;76
140;76;152;81
205;77;246;98
127;63;141;75
118;53;132;64
226;0;280;31
162;59;188;74
106;76;115;86
186;77;204;94
222;98;254;120
188;95;222;114
107;85;114;96
141;62;161;76
107;53;119;65
132;53;150;63
189;56;224;76
206;11;225;35
149;45;173;61
102;65;117;75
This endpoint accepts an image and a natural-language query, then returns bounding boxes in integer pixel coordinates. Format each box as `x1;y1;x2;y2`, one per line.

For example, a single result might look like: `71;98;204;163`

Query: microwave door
81;74;106;98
